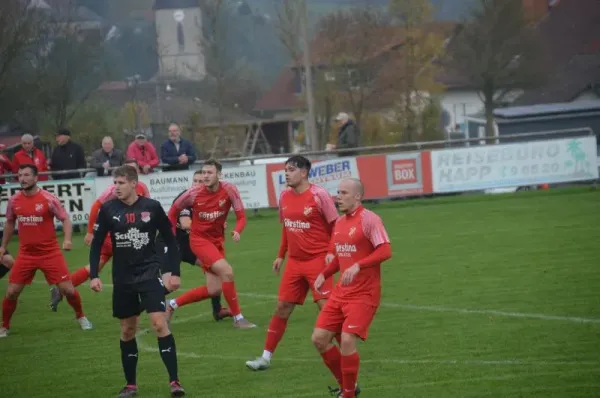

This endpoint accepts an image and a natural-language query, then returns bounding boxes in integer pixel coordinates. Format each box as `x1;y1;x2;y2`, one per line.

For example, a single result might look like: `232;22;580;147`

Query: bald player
312;178;392;398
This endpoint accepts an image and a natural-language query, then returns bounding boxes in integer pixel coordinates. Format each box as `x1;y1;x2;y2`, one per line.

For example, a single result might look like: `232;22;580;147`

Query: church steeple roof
153;0;199;10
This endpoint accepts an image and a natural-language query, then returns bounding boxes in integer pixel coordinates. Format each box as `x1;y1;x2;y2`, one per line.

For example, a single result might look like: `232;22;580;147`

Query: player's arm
156;203;181;277
168;187;196;233
277;225;288;259
357;213;392;269
87;199;102;233
178;208;192;230
322;234;340;278
0;197;16;254
46;191;72;250
316;187;339;231
225;183;247;234
89;206;110;280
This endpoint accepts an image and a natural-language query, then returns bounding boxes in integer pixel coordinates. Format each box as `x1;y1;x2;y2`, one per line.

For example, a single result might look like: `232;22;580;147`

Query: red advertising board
265;152;433;207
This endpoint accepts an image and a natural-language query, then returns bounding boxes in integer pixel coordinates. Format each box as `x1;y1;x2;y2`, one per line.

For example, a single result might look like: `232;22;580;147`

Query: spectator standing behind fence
331;112;360;157
49;129;86;180
0;145;13;184
126;133;159;174
12;134;50;181
90;136;124;177
160;123;196;171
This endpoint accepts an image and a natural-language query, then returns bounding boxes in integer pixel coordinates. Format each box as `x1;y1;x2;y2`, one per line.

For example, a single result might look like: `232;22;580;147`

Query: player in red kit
166;159;255;328
246;155;339;371
312;178;392;398
49;159;151;311
0;164;91;338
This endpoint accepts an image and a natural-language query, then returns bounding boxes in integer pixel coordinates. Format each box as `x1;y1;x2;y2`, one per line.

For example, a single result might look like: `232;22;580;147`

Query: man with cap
49;128;87;180
331;112;360;157
126;134;159;174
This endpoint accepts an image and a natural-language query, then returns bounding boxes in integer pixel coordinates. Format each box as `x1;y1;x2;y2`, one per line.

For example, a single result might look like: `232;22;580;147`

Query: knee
59;285;75;297
5;287;21;300
120;324;137;341
151;315;169;336
340;333;356;355
274;301;294;319
207;284;222;296
217;263;234;282
311;329;331;352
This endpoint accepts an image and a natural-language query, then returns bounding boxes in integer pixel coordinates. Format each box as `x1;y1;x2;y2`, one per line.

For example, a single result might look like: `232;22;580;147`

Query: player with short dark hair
166;159;255;328
156;170;230;321
246;155;339;371
312;178;392;398
49;159;151;311
89;165;185;397
0;164;91;338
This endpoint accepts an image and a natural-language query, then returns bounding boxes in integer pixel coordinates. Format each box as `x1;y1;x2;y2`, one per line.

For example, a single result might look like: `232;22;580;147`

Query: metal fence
1;127;596;179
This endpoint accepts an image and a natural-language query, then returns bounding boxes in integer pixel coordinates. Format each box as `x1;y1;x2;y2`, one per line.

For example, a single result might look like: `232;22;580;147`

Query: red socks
175;286;209;307
65;289;84;319
320;345;343;387
221;281;241;317
341;352;360;398
2;297;17;329
70;267;90;287
264;315;288;353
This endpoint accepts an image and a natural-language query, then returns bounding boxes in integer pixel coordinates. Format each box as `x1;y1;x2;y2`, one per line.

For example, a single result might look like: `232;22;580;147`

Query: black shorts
112;278;166;319
156;236;197;270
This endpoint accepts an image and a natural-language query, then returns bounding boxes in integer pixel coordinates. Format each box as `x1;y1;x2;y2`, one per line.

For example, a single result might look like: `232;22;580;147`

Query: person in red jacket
126;134;159;174
0;145;14;184
11;134;49;181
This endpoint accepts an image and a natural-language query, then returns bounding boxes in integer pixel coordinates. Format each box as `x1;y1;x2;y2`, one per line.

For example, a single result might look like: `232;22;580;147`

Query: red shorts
9;251;71;285
278;257;334;305
190;235;225;274
315;299;378;340
100;236;113;264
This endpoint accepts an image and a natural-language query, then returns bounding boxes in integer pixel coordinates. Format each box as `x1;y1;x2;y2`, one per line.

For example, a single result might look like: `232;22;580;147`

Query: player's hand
0;247;5;258
169;275;181;291
84;232;94;246
231;231;241;242
314;273;325;293
90;278;103;292
62;240;72;251
340;264;360;286
325;253;335;265
272;257;284;274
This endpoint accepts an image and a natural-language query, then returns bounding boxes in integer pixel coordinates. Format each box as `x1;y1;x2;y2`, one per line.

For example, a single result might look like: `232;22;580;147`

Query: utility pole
300;0;318;151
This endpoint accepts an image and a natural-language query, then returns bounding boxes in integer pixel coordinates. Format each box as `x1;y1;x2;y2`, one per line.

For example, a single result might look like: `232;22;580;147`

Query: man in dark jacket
334;112;360;157
160;123;197;171
90;136;124;176
50;128;87;179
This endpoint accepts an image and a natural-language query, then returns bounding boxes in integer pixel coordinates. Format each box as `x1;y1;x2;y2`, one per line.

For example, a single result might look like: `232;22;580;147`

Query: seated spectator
160;123;197;171
90;136;124;176
126;133;159;174
12;134;50;181
49;128;87;180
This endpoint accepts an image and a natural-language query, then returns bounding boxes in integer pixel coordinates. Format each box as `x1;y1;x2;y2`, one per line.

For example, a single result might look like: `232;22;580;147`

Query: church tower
154;0;205;81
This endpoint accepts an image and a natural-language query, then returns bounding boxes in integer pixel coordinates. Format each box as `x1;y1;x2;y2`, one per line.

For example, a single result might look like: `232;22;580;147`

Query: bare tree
446;0;546;137
272;0;303;61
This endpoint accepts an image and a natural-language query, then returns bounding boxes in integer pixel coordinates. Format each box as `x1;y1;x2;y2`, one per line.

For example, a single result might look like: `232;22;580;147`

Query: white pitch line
29;280;600;324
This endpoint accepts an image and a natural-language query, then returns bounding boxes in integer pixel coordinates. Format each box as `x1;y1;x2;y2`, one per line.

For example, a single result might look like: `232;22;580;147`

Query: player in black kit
89;165;185;397
156;170;231;321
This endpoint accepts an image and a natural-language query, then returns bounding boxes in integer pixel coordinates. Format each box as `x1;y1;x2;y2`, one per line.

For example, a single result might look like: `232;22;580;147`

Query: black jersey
90;196;180;285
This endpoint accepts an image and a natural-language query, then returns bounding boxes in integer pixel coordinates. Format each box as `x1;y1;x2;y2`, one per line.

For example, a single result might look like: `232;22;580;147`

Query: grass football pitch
1;188;599;397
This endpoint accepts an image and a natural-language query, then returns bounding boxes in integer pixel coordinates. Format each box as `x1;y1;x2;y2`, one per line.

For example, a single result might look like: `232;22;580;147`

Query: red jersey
87;182;150;234
12;148;49;181
278;184;338;261
169;181;246;242
329;206;390;306
6;188;68;254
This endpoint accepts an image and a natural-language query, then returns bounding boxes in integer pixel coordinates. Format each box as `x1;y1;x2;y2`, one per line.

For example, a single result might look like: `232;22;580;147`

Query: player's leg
209;259;255;328
0;283;25;337
44;253;92;330
312;300;345;394
49;256;108;311
246;263;307;370
307;267;342;345
165;263;221;322
140;278;185;396
1;255;37;337
0;252;14;280
190;250;227;321
336;303;377;398
114;284;141;398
